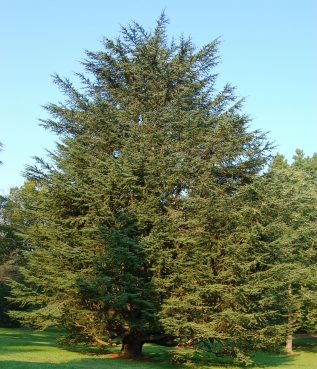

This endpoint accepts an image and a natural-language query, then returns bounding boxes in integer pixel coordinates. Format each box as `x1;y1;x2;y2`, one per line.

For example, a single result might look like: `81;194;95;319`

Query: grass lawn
1;328;317;368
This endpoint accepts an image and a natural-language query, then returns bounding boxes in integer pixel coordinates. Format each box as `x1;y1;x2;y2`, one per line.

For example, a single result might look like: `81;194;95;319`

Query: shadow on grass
251;351;296;368
2;329;315;368
0;329;170;368
0;355;174;369
0;360;169;369
188;352;296;368
292;337;317;353
0;362;75;369
141;342;297;368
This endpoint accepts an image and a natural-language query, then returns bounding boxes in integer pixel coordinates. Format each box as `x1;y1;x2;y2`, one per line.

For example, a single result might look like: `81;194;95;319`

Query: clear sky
1;0;316;194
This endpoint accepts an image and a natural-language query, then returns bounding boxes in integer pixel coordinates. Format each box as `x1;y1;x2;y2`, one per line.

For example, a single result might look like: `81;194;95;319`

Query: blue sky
1;0;316;193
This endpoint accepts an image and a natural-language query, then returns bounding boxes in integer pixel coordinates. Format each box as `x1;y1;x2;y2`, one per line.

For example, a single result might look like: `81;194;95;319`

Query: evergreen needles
6;13;317;363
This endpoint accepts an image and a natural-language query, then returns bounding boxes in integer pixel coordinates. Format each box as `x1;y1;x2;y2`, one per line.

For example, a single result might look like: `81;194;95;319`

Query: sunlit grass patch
1;328;317;368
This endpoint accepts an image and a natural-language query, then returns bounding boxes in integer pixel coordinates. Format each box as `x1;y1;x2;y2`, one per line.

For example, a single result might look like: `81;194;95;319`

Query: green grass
1;328;317;368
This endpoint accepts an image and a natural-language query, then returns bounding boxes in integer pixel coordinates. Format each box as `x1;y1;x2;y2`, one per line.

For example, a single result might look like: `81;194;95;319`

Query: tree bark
120;329;177;358
120;330;144;358
121;340;144;358
285;334;293;354
286;282;295;354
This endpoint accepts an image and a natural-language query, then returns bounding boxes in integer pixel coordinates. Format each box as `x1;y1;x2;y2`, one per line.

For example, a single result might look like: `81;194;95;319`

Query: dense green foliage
268;152;317;336
7;14;317;364
0;195;24;264
0;193;26;327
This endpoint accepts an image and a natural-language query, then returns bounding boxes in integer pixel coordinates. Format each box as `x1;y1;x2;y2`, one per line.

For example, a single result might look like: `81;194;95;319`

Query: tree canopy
7;14;317;364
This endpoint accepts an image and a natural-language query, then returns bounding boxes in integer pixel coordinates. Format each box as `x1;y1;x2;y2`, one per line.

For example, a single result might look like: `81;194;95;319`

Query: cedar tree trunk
120;330;177;358
121;330;144;358
121;339;144;358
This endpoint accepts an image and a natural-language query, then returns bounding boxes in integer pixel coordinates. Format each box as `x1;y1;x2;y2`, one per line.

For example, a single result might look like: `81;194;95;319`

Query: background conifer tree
0;191;26;327
266;153;317;353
